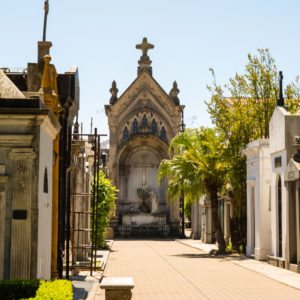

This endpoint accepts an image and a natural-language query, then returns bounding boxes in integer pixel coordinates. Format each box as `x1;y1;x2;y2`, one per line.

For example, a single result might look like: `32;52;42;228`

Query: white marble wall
37;126;54;280
269;107;300;259
245;139;271;260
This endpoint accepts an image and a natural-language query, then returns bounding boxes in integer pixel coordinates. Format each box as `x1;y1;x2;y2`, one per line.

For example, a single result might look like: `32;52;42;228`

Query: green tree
206;49;299;249
286;75;300;113
91;170;117;248
158;127;228;252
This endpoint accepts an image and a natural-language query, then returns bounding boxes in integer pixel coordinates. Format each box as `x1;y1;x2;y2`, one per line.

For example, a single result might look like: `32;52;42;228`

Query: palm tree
158;127;227;252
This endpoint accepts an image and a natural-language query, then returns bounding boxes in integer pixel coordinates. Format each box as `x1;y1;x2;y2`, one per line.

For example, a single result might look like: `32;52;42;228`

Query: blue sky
1;0;300;135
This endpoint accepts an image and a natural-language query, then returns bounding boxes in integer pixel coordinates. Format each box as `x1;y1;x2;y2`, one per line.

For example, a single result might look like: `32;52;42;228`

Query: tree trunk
209;187;226;252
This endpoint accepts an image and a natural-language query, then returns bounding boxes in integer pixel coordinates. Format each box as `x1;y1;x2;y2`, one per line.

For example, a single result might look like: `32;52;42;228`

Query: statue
149;189;159;214
109;80;118;104
169;81;180;105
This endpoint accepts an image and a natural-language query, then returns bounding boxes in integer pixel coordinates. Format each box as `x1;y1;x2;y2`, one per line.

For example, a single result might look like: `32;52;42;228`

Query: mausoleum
105;38;184;237
245;72;300;273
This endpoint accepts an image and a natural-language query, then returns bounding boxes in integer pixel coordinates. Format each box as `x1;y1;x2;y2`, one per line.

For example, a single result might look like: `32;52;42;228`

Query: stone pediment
0;69;25;99
106;71;178;119
285;159;300;182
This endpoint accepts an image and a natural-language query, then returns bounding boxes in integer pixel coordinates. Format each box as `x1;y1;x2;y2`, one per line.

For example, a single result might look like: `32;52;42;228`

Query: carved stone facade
245;104;300;273
0;69;60;279
105;38;184;236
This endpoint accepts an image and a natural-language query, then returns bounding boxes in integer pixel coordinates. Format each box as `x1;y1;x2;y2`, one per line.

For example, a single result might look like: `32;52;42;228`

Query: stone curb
73;240;114;300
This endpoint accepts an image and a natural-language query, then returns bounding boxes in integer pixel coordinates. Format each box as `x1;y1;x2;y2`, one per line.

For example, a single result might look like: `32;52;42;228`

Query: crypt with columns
105;38;184;236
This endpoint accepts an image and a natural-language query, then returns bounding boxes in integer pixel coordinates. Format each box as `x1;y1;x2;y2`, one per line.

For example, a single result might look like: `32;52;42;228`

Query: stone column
203;196;213;243
169;200;180;235
224;202;230;244
9;148;36;279
0;166;8;280
191;201;200;240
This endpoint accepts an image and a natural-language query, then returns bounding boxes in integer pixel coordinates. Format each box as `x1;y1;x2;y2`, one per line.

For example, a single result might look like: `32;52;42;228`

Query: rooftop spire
42;0;49;42
277;71;284;107
136;37;154;76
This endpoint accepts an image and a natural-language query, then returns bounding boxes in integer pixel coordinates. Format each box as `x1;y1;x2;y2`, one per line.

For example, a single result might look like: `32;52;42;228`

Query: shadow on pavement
171;253;247;260
115;238;176;241
72;286;87;300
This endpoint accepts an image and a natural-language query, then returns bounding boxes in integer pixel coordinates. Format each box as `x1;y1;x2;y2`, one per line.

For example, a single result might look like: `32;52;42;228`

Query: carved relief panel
9;149;36;279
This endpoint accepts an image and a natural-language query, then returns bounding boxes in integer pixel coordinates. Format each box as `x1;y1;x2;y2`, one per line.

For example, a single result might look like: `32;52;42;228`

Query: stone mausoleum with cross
105;38;184;237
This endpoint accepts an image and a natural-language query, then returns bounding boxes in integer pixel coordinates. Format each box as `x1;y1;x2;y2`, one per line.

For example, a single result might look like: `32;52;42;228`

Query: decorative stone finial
277;71;284;107
169;81;180;105
109;80;118;104
136;37;154;76
39;54;61;115
41;55;53;90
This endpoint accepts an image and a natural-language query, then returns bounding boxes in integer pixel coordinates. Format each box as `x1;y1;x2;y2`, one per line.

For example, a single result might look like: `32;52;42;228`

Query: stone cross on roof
136;37;154;57
277;71;284;107
43;0;49;42
136;38;154;75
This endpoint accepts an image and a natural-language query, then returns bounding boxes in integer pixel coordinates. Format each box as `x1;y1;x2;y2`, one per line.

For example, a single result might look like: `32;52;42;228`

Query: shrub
91;170;117;249
28;279;72;300
0;279;40;300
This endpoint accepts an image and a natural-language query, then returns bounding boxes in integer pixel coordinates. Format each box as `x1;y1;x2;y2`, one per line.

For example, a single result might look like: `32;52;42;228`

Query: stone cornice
0;113;61;136
9;148;36;160
0;135;33;147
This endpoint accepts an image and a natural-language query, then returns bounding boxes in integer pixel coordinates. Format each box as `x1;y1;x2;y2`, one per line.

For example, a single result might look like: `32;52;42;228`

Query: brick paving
92;240;300;299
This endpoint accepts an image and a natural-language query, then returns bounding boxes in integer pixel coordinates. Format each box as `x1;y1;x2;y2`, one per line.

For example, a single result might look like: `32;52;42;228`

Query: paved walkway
177;238;300;290
91;240;300;300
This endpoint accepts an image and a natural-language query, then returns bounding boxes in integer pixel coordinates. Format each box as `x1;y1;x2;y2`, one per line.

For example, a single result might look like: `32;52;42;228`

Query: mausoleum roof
0;69;25;99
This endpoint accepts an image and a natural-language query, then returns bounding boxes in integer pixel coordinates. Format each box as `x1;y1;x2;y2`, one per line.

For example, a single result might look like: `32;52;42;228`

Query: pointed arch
132;118;139;134
160;126;167;142
151;119;157;134
142;114;148;128
122;126;129;142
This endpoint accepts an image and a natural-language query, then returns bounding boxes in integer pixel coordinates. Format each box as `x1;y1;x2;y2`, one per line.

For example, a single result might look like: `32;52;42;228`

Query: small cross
279;71;283;100
134;162;154;186
277;71;284;106
136;37;154;57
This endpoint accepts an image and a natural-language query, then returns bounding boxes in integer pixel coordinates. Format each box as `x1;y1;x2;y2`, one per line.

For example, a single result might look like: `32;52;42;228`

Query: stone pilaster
9;149;36;279
51;136;59;277
0;166;8;280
